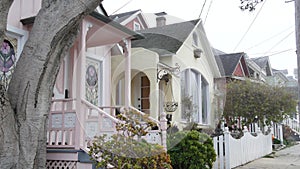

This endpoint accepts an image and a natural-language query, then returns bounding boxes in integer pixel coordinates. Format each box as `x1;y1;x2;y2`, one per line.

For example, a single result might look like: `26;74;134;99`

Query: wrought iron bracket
157;63;180;82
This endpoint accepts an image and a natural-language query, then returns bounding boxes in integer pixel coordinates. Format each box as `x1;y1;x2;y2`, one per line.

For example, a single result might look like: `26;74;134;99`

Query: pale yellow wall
111;48;160;119
166;31;218;129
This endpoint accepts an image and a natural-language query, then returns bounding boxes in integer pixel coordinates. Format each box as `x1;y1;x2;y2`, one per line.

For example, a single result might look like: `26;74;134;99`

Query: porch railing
81;99;121;148
283;118;300;134
47;99;166;149
47;99;76;148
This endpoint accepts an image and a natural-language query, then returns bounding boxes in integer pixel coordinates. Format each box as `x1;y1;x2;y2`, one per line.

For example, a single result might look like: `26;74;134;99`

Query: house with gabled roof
110;9;149;31
216;52;250;81
111;16;222;130
249;56;273;82
267;69;289;87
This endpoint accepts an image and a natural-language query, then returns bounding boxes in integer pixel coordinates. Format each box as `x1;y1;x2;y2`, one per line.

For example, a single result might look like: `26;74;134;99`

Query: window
181;69;209;124
85;57;103;106
192;32;199;46
134;22;141;31
0;35;18;89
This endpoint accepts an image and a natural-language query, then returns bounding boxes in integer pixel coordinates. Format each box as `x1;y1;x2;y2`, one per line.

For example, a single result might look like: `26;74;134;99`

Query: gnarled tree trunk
0;0;100;168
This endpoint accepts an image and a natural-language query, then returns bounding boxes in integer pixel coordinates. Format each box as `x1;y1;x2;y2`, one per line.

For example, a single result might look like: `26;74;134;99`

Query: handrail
51;98;76;103
129;106;160;125
99;105;123;109
81;99;121;124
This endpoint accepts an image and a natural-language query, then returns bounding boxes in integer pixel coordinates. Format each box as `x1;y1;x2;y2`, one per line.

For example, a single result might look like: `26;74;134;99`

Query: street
235;143;300;169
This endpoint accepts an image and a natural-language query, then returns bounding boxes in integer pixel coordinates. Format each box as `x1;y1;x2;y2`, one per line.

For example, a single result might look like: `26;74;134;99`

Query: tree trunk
1;0;100;168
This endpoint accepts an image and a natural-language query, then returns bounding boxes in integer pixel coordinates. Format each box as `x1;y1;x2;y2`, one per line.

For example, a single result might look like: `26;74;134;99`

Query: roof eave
20;11;144;41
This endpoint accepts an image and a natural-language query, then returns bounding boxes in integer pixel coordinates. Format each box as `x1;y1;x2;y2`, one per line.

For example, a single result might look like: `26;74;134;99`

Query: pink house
5;1;166;168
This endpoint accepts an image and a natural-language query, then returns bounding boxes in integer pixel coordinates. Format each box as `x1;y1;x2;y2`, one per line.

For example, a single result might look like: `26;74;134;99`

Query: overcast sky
103;0;296;76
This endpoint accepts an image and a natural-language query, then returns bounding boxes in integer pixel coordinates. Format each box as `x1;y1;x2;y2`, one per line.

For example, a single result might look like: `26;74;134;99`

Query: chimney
155;12;167;27
156;16;166;27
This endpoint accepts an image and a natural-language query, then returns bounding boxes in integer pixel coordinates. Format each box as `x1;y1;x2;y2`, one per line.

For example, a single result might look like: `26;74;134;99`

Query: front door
140;76;150;114
133;73;150;114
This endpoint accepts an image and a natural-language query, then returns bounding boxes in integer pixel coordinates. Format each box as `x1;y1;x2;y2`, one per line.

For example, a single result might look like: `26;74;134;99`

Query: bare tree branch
240;0;264;11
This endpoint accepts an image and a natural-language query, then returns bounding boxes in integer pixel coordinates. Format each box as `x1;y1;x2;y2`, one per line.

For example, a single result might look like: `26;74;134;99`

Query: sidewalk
235;143;300;169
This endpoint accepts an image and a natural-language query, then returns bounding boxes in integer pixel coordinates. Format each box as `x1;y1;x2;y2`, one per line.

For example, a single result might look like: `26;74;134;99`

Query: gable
251;56;273;76
110;10;149;30
218;52;249;77
233;62;244;77
125;17;146;30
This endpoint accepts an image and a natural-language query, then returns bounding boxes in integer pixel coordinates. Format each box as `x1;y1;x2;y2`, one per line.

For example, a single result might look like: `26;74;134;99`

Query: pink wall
8;0;41;29
125;18;144;30
234;63;244;77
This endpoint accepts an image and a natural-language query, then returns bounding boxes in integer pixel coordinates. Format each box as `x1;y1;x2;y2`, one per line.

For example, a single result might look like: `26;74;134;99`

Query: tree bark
0;0;101;168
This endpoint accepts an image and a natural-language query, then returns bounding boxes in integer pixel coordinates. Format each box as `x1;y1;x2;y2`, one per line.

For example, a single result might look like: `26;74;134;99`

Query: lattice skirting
46;160;77;169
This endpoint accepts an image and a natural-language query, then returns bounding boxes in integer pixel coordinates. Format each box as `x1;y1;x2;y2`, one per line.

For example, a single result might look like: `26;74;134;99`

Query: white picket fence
213;127;272;169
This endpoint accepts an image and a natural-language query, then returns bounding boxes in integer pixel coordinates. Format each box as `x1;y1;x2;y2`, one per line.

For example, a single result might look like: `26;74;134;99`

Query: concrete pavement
235;143;300;169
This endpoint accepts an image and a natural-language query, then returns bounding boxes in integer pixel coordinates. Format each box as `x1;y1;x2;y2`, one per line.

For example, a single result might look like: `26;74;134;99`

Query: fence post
279;124;284;145
160;111;167;151
224;127;230;169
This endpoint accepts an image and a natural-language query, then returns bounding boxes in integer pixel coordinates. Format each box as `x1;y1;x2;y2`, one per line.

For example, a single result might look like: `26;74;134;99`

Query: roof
214;55;226;76
251;56;272;76
109;9;141;23
212;48;226;56
251;56;269;69
20;11;144;41
132;19;200;55
89;12;144;40
218;52;245;76
272;68;288;75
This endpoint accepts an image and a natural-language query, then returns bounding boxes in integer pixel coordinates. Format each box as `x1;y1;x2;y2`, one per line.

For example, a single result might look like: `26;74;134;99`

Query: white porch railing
213;127;272;169
283;118;300;134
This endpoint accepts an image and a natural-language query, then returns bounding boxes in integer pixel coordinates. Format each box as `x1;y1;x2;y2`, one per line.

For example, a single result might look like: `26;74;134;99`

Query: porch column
120;39;131;108
74;20;90;149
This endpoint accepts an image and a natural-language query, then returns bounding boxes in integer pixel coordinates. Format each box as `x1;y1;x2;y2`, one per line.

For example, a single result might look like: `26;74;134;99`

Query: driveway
235;143;300;169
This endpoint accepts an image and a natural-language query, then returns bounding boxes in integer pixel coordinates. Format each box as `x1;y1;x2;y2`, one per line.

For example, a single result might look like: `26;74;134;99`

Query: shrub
167;130;216;169
88;109;172;169
89;134;172;169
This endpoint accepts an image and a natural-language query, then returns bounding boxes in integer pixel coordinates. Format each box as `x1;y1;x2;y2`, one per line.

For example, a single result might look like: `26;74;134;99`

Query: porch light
163;76;178;113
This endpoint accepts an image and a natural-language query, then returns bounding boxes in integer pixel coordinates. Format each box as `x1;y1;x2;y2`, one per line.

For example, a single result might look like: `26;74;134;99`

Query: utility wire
245;25;294;51
268;48;295;56
249;48;294;56
233;0;267;52
203;0;214;25
264;31;294;54
110;0;134;15
199;0;208;18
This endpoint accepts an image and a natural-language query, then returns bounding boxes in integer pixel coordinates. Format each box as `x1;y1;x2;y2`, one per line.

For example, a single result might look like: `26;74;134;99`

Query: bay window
181;69;209;124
